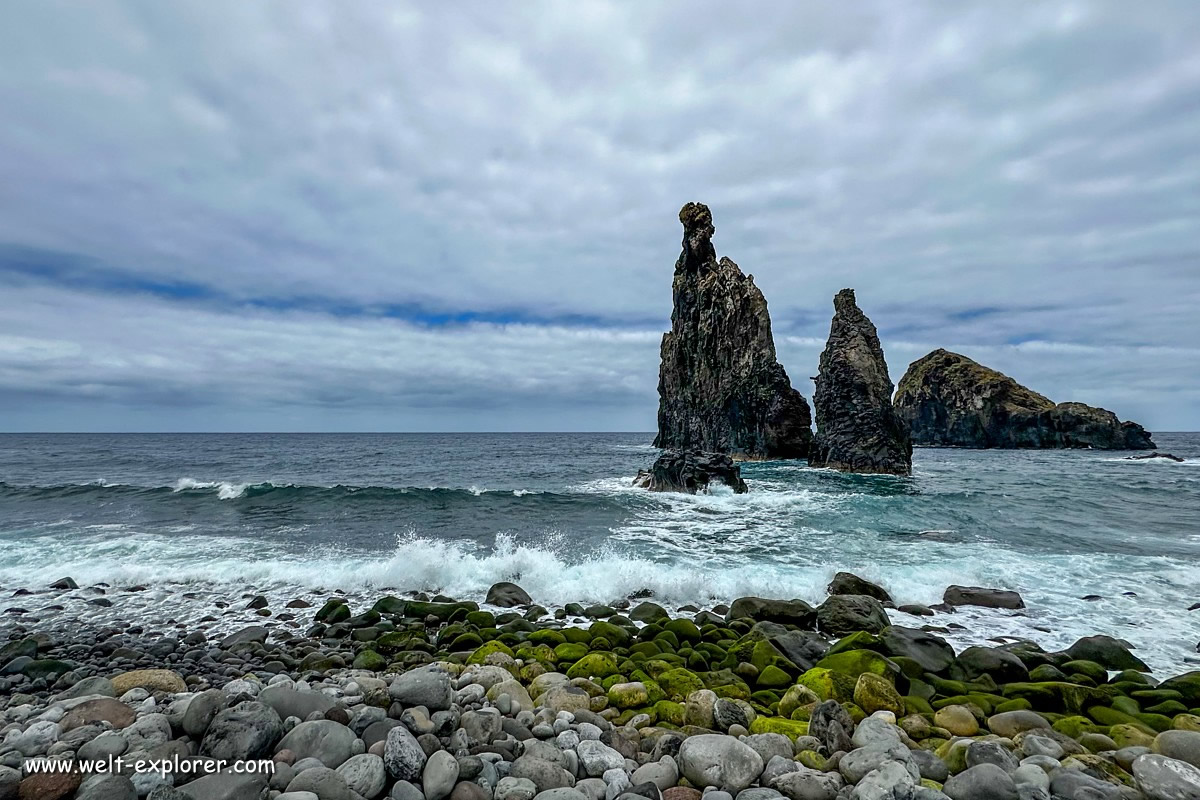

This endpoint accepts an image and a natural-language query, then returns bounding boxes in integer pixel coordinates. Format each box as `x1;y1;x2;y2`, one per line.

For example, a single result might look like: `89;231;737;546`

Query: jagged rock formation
894;349;1156;450
654;202;812;460
633;450;748;494
808;289;912;475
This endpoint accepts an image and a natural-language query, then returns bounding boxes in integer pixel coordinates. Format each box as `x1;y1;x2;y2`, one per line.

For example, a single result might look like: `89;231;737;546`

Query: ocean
1;432;1198;675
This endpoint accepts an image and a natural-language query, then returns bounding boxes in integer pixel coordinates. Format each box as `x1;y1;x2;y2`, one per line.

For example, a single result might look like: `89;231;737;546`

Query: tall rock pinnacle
809;289;912;475
653;202;812;460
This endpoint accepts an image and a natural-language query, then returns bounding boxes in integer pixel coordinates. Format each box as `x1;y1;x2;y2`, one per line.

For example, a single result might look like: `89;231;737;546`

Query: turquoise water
1;432;1198;672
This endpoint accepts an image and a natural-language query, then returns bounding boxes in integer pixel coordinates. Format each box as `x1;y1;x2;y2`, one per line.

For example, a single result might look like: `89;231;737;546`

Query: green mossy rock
1136;712;1175;732
779;684;819;719
1146;701;1189;716
654;700;686;725
630;641;662;658
1112;696;1141;715
562;627;592;644
1158;672;1200;704
658;668;705;700
1110;723;1156;748
904;696;935;716
1062;660;1108;684
589;621;632;646
826;631;882;657
514;644;555;664
797;667;856;703
316;599;351;623
466;610;496;627
1088;705;1151;732
1002;681;1115;715
1172;714;1200;731
815;649;900;683
855;672;904;715
749;716;810;739
406;600;479;620
655;631;681;650
757;665;792;689
796;750;827;770
554;642;589;662
353;649;388;671
449;633;485;651
607;681;650;709
630;602;670;624
527;629;566;646
370;595;405;615
567;652;619;680
995;698;1033;713
663;618;702;643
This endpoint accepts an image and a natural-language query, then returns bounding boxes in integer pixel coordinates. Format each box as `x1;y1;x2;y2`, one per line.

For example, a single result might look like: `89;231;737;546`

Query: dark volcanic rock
943;585;1025;610
1126;451;1184;462
894;348;1155;449
633;450;748;494
653;202;812;460
808;289;912;475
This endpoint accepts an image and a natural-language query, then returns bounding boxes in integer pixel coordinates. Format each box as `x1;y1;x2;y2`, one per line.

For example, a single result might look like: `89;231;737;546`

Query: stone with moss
316;599;351;623
778;684;820;719
566;652;620;680
757;665;792;689
607;681;651;709
1109;723;1155;748
589;620;632;646
657;668;704;700
352;649;388;671
797;667;855;703
554;642;588;662
854;672;904;716
749;716;809;740
653;700;686;726
815;649;900;683
1174;714;1200;732
826;631;882;657
466;640;515;664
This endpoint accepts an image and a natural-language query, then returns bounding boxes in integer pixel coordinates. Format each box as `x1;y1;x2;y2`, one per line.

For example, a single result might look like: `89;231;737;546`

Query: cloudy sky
1;2;1198;432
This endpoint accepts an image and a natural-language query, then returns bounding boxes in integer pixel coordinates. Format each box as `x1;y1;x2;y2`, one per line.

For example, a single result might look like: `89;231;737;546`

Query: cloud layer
1;1;1198;430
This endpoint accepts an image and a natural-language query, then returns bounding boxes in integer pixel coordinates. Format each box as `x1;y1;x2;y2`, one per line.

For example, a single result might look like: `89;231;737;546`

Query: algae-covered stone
664;618;702;644
757;665;792;689
630;602;670;624
658;668;705;700
566;652;619;680
553;643;588;662
467;641;515;665
588;621;632;647
654;700;686;726
353;650;388;671
854;673;904;716
815;649;900;682
778;684;820;719
748;716;809;740
608;682;650;709
797;667;855;703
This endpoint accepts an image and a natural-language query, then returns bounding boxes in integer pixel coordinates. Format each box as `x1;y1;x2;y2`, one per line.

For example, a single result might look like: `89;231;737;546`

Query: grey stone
275;719;356;768
677;734;764;793
286;766;351;800
77;774;138;800
510;756;574;792
423;750;460;800
769;768;843;800
966;740;1018;772
1154;730;1200;770
943;763;1018;800
1133;754;1200;800
201;701;284;762
336;753;386;799
850;761;915;800
260;684;337;721
176;770;269;800
182;689;226;739
384;725;428;782
578;740;625;777
631;757;678;793
496;777;539;800
389;668;453;711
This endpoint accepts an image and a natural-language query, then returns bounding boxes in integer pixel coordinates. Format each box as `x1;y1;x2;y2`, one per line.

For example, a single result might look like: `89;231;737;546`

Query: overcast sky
1;2;1198;432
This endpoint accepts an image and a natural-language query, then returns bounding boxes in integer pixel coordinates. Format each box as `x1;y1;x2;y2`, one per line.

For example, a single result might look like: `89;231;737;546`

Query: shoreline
3;577;1200;798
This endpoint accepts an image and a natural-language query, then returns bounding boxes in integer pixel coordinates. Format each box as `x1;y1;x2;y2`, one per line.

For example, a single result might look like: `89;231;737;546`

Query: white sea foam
2;523;1197;674
172;477;251;499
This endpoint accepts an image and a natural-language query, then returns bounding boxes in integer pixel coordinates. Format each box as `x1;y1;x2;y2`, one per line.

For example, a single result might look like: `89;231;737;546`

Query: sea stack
653;202;812;459
809;289;912;475
894;348;1156;449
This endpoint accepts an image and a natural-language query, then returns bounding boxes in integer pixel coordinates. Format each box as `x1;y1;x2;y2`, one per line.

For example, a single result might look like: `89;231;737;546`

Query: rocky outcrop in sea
633;450;748;495
894;349;1156;450
653;203;812;460
808;289;912;475
2;577;1200;800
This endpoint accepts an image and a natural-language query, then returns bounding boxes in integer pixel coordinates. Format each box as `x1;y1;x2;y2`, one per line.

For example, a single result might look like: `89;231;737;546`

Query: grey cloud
0;1;1197;429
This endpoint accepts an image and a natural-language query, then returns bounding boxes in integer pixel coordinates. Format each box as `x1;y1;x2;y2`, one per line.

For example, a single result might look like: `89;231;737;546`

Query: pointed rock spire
653;203;812;459
809;289;912;474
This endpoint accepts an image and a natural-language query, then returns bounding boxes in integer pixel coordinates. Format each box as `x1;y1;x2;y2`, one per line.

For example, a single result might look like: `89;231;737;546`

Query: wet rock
808;289;911;475
943;586;1025;610
653;202;812;460
1064;635;1149;671
894;348;1155;450
826;573;892;605
1133;753;1200;800
943;763;1018;800
486;583;533;608
200;701;283;762
633;450;747;494
816;595;890;637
